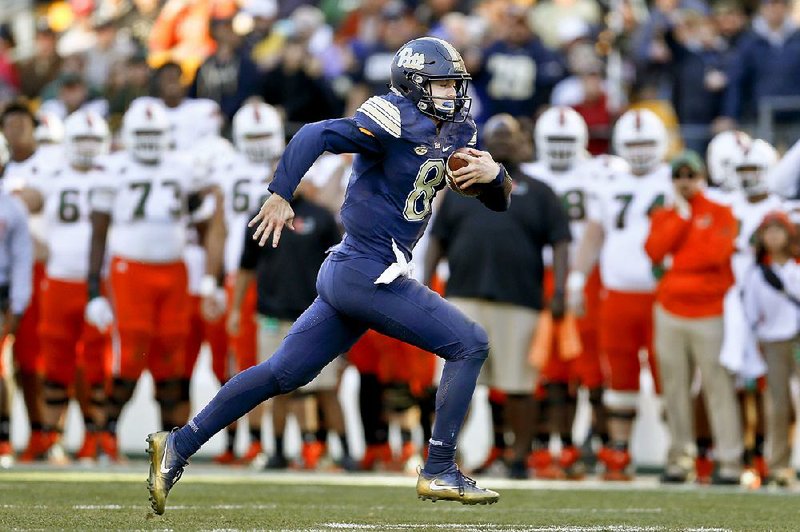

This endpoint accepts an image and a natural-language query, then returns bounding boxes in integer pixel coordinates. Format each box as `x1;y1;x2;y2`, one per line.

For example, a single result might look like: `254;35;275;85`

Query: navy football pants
176;252;489;468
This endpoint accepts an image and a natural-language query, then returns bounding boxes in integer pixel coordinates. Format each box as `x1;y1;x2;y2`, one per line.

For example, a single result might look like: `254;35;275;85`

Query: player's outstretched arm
249;193;295;248
268;118;382;205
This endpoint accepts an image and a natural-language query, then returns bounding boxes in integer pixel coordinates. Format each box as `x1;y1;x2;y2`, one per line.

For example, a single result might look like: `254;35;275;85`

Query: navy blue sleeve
476;164;512;212
268;117;383;201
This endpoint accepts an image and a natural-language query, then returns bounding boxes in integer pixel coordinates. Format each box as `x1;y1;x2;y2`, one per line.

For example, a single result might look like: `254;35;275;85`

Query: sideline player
86;100;224;459
0;133;34;468
20;110;112;462
523;106;606;479
568;109;672;480
147;37;510;514
1;101;54;461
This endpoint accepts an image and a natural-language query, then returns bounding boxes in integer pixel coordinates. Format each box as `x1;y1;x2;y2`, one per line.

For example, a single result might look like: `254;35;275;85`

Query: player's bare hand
249;194;295;248
451;149;501;189
226;308;241;336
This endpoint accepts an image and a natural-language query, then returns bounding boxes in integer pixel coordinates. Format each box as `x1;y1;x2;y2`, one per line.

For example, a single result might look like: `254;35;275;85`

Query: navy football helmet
390;37;472;123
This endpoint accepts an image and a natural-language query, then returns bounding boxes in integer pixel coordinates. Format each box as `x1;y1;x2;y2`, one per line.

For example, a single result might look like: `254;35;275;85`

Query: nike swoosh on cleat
428;479;459;491
160;445;171;474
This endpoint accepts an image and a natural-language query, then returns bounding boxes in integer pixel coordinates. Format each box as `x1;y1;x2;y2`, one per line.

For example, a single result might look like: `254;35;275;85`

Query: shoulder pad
356;96;402;139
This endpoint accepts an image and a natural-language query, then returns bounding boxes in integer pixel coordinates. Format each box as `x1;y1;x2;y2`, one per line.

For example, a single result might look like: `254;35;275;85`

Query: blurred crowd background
2;0;800;154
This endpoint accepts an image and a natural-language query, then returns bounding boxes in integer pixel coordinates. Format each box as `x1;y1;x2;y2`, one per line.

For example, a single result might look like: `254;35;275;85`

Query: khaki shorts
257;316;341;392
450;298;539;394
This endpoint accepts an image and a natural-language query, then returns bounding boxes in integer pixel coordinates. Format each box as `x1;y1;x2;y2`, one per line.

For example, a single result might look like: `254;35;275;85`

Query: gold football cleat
416;466;499;505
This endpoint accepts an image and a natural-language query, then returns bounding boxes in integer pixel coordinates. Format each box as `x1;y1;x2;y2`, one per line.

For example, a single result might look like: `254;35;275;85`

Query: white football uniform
729;193;785;283
32;166;104;280
4;149;61;252
522;160;590;267
213;152;272;275
91;152;208;263
579;154;631;183
587;163;673;292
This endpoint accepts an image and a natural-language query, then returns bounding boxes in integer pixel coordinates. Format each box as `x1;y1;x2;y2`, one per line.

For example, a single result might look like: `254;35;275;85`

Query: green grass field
1;466;798;531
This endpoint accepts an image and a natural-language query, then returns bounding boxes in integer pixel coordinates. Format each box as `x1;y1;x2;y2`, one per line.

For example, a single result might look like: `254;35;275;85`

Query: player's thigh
599;291;645;391
154;262;190;337
574;319;603;388
148;334;186;382
41;335;79;386
373;279;489;360
14;262;45;373
267;297;367;392
38;278;83;346
78;324;109;387
482;302;538;394
110;258;158;336
113;329;151;381
323;258;488;360
542;350;571;384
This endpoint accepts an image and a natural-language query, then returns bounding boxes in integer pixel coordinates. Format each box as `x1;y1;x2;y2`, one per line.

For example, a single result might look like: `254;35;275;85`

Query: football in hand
446;148;482;197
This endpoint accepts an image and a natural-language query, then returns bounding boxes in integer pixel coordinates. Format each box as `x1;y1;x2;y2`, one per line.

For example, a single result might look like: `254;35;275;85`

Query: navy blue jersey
269;92;484;265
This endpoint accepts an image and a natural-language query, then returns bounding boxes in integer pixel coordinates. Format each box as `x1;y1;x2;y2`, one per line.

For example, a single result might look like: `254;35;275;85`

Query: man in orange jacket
645;150;743;484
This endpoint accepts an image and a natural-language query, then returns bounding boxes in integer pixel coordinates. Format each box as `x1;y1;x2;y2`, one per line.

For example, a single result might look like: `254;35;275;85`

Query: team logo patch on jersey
396;47;425;70
415;146;428;155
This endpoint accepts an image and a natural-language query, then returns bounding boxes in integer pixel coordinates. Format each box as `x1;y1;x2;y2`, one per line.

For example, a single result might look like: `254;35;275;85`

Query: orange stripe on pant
38;278;109;387
598;289;659;393
109;257;189;382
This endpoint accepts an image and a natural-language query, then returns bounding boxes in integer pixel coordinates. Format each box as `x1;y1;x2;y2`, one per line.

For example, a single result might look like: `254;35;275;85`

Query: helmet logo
396;47;425;70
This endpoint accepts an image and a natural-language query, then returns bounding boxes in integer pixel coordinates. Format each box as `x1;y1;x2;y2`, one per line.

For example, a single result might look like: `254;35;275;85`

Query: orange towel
528;311;583;369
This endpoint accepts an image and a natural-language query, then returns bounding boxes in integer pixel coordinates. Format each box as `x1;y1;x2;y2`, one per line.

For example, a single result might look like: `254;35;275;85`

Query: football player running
568;109;672;480
147;37;510;514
